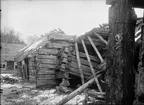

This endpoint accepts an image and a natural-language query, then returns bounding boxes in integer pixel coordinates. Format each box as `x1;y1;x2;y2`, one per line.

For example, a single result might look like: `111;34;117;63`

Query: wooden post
105;0;136;104
81;39;102;92
87;36;104;63
75;43;85;84
56;74;102;105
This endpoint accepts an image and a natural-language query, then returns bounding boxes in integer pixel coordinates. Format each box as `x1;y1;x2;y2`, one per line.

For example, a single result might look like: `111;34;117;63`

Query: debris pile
56;24;109;104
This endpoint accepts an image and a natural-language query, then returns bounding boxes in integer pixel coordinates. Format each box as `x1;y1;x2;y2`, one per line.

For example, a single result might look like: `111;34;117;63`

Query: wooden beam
75;43;85;84
94;32;108;45
81;39;102;92
87;36;104;63
105;0;136;104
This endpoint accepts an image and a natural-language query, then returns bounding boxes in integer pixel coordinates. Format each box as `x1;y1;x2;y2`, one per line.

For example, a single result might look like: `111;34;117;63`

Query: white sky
1;0;143;43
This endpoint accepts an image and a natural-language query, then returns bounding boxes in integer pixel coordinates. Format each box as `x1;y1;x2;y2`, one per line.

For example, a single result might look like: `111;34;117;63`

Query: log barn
15;33;76;87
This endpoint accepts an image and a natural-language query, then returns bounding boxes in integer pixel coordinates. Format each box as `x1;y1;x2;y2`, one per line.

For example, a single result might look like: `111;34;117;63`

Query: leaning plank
75;42;85;84
56;74;102;105
82;39;102;92
87;36;104;63
94;32;108;45
38;48;59;55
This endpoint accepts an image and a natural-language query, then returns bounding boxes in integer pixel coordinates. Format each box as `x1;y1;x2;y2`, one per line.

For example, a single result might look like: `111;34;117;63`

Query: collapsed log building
15;34;76;87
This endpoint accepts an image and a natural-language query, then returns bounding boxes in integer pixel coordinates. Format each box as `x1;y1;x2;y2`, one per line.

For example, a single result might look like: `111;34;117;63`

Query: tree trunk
105;0;136;104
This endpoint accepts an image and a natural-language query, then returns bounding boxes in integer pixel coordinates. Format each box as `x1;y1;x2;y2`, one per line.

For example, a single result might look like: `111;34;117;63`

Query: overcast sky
1;0;143;43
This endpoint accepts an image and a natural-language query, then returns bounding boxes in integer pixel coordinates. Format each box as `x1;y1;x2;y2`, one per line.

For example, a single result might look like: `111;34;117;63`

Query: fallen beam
56;74;102;105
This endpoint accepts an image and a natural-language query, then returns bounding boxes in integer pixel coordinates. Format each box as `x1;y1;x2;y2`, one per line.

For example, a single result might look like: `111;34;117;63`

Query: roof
1;43;26;62
15;35;48;62
15;33;76;62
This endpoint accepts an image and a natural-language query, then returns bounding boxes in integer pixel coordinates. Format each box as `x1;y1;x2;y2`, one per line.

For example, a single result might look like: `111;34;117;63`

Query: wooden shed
1;43;26;73
15;33;76;87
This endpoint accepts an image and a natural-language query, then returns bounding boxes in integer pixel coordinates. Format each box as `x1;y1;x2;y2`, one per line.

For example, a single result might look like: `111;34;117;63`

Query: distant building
1;43;26;71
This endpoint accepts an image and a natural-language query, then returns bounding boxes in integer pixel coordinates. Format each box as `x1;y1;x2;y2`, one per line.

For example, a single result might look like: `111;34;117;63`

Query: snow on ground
1;73;85;105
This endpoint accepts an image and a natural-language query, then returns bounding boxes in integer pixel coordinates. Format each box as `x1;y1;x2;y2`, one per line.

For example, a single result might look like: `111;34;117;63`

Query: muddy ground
1;74;85;105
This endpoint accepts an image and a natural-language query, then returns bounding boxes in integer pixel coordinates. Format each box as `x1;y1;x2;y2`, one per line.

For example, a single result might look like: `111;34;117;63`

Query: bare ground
1;74;85;105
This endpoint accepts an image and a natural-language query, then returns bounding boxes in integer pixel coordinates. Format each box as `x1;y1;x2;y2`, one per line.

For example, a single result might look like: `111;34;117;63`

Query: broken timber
56;73;103;105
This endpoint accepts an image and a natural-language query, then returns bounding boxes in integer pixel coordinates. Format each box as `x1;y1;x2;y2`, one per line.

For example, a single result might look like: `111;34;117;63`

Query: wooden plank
38;70;55;75
72;51;100;63
87;36;104;63
70;61;100;72
39;59;58;64
38;68;55;71
37;55;57;59
38;74;55;79
75;43;85;84
45;42;70;48
38;48;59;55
39;63;57;68
82;39;102;92
70;56;100;69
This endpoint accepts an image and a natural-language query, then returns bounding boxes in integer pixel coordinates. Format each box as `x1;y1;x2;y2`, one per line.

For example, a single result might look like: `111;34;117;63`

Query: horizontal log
38;74;55;79
70;61;100;71
45;42;70;49
39;64;57;68
72;51;101;63
38;68;55;71
39;59;58;64
38;70;55;75
38;48;59;55
70;56;100;68
37;55;57;59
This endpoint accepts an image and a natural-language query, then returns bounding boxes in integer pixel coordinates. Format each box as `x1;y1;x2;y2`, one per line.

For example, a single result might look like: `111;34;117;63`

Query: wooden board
39;59;58;64
69;56;100;68
45;42;70;49
38;48;59;55
72;51;101;63
37;55;57;59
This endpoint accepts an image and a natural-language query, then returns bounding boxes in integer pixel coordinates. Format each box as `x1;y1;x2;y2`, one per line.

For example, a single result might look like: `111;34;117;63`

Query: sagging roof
1;43;26;62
